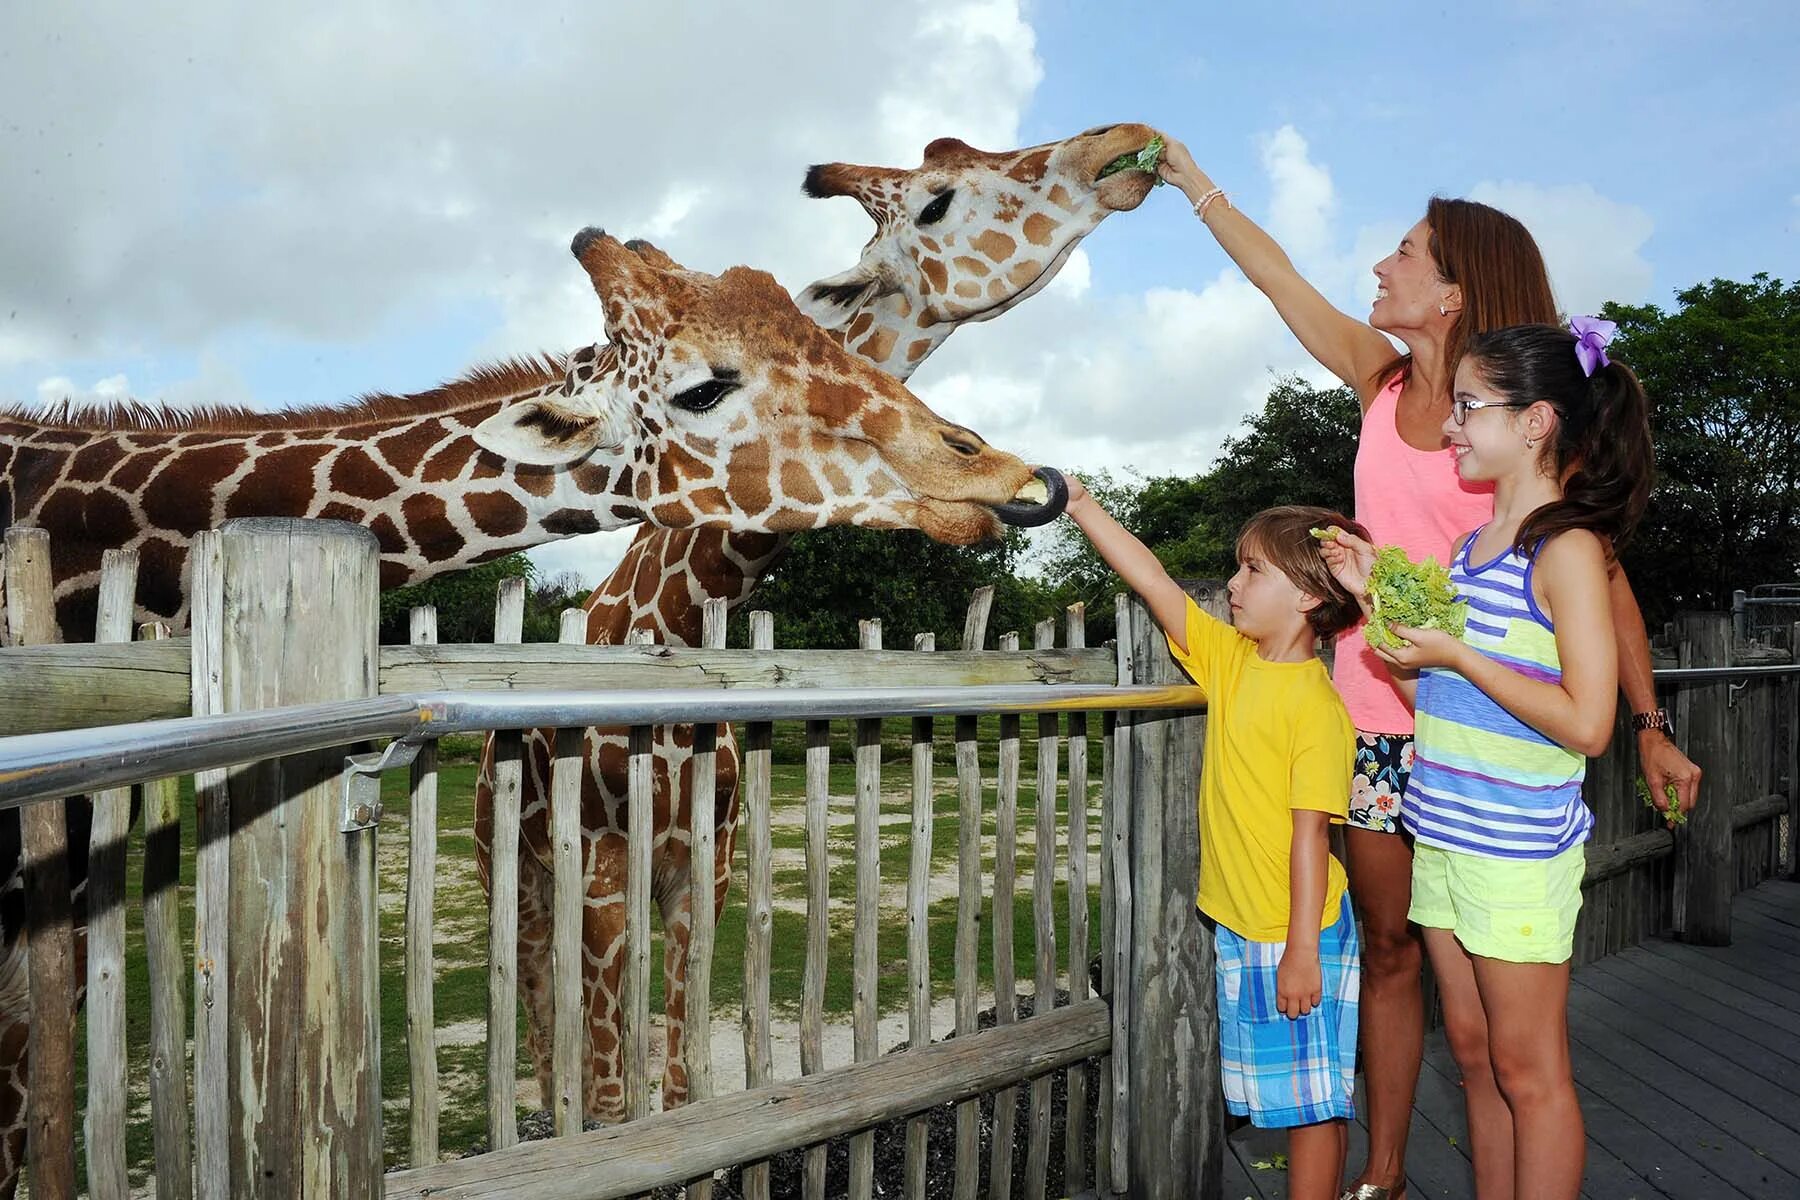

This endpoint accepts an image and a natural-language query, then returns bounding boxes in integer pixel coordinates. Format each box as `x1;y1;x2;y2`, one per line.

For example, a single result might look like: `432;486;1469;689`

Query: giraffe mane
3;353;574;433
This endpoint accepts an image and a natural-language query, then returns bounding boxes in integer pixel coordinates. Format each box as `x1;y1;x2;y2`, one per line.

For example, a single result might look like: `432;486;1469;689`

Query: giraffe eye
918;190;954;226
672;378;738;413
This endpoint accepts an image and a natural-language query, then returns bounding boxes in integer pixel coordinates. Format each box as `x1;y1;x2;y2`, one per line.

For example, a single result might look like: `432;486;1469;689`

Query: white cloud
1467;180;1655;313
1258;125;1336;265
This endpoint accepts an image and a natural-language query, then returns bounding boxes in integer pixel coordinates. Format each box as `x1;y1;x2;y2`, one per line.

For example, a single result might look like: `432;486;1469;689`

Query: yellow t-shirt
1165;597;1354;942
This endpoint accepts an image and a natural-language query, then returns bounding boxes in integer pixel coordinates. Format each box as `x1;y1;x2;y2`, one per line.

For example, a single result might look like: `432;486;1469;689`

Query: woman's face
1370;218;1454;336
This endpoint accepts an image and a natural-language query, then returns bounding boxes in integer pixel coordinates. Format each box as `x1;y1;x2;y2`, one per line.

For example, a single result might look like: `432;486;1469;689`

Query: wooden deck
1225;879;1800;1200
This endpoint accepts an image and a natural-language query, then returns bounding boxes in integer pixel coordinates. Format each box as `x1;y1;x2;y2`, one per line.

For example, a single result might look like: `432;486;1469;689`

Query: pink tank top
1334;373;1495;734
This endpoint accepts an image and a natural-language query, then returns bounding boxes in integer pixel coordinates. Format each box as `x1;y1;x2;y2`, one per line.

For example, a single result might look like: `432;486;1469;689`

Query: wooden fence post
5;525;78;1200
1788;623;1800;882
1675;613;1734;946
1117;593;1218;1200
212;517;382;1195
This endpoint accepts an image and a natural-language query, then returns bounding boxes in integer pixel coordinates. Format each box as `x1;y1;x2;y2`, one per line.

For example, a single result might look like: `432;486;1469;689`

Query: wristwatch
1630;708;1674;736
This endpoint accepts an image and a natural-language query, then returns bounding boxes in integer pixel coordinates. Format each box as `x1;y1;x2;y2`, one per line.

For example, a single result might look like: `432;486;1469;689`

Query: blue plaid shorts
1214;892;1360;1128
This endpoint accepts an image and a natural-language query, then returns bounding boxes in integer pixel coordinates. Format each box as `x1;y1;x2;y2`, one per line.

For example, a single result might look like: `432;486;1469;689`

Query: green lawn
74;713;1108;1183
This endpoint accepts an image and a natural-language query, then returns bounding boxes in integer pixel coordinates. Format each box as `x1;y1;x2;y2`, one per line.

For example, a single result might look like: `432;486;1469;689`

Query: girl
1321;319;1655;1200
1154;134;1698;1200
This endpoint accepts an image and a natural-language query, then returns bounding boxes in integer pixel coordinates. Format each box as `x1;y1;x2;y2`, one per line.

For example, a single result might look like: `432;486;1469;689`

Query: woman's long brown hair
1373;196;1560;394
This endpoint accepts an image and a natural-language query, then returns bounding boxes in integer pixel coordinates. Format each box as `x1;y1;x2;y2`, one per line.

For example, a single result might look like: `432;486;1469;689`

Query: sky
3;1;1795;586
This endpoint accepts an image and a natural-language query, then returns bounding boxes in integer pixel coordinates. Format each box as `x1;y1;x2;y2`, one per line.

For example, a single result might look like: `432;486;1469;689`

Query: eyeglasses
1451;397;1530;426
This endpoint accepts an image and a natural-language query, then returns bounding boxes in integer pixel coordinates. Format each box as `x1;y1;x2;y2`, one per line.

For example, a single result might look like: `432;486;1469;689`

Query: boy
1063;482;1366;1200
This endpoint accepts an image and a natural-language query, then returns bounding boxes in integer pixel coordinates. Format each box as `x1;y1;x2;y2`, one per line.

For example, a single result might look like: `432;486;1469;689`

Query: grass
69;713;1108;1184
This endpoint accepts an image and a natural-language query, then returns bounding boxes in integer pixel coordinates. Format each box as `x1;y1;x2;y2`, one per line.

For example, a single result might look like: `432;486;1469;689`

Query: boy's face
1227;538;1317;642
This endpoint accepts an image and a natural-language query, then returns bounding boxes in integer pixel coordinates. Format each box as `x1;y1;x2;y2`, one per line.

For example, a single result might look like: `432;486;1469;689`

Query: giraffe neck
0;373;664;630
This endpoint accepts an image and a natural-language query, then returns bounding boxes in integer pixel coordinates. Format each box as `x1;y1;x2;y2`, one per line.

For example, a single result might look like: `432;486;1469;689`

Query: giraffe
0;229;1063;1194
473;123;1162;1122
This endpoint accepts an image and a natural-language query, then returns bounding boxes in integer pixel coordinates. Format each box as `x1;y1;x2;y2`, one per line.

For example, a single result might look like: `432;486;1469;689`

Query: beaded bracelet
1192;187;1229;220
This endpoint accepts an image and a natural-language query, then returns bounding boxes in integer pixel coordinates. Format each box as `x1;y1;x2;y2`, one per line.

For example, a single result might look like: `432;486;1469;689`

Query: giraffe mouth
992;467;1069;527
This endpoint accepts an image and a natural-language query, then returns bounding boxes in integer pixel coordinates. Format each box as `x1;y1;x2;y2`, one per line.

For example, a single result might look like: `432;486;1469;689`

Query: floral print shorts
1349;732;1413;834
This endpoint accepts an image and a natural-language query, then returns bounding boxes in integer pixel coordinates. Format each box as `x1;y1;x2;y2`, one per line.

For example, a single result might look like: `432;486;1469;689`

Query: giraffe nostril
940;427;983;458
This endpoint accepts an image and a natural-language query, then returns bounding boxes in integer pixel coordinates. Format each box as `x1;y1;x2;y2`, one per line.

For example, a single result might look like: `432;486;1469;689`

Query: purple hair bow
1569;314;1617;377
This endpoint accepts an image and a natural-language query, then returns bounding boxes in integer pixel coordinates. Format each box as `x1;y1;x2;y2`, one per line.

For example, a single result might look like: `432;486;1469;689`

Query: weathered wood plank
904;629;935;1200
801;710;831;1200
953;587;992;1200
84;550;138;1200
188;530;230;1200
139;623;194;1200
0;636;190;732
405;606;441;1166
741;611;776;1200
850;619;883;1200
381;998;1111;1200
625;715;654;1122
377;642;1114;692
1582;828;1675;885
6;526;77;1200
550;610;588;1136
487;578;527;1150
218;518;382;1195
1605;943;1800;1039
1678;614;1735;944
686;599;727;1200
1106;595;1134;1197
988;630;1021;1200
1119;593;1216;1199
1025;618;1058;1200
1061;603;1092;1196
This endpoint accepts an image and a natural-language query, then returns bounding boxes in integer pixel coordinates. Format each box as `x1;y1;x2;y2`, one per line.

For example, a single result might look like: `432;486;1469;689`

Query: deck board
1220;880;1800;1199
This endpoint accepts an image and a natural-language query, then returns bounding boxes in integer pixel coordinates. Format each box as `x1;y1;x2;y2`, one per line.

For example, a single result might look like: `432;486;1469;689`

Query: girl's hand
1276;947;1322;1019
1317;526;1375;612
1374;624;1467;672
1155;134;1211;197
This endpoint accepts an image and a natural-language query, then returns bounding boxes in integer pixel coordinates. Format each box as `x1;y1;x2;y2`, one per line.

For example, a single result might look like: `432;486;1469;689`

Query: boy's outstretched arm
1064;476;1193;652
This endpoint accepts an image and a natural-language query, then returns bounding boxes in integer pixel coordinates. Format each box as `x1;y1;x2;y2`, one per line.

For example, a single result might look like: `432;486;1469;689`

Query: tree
378;554;588;644
733;526;1054;649
1035;375;1360;640
1605;275;1800;622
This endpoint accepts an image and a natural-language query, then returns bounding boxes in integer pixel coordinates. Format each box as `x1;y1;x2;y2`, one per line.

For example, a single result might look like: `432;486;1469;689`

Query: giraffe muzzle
992;466;1068;528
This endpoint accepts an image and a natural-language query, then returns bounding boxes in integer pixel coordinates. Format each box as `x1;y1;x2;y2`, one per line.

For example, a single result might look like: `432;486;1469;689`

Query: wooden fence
1;517;1796;1200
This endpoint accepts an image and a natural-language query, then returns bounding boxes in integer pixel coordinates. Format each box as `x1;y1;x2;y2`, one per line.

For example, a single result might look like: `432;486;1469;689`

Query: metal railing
0;682;1206;810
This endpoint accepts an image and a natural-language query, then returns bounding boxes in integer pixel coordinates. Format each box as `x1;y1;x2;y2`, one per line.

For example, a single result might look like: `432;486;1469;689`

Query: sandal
1339;1186;1406;1200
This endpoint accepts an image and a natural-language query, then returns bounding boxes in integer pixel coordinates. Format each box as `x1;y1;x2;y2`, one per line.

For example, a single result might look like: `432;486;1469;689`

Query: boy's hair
1234;505;1370;640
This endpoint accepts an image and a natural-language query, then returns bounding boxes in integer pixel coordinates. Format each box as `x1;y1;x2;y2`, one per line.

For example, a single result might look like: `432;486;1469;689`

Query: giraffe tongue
993;467;1069;528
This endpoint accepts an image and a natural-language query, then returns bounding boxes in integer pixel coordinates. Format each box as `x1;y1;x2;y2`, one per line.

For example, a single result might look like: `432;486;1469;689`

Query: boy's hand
1061;472;1091;509
1316;526;1375;613
1276;946;1322;1019
1374;623;1467;672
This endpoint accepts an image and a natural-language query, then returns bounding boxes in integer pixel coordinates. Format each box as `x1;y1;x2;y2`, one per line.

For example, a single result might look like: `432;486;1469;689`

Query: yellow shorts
1408;841;1585;964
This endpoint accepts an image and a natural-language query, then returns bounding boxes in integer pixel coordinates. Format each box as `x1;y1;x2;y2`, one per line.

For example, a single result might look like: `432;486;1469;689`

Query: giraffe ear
795;262;883;331
471;396;628;466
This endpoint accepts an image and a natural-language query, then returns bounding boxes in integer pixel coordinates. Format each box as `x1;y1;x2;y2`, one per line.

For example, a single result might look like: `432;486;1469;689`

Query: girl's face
1444;358;1550;483
1371;218;1456;335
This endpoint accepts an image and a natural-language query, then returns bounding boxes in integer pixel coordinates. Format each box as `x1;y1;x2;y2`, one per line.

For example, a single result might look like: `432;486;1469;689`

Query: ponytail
1462;324;1656;558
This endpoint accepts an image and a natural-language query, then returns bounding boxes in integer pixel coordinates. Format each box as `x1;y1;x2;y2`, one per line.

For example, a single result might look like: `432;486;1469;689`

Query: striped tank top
1404;528;1594;858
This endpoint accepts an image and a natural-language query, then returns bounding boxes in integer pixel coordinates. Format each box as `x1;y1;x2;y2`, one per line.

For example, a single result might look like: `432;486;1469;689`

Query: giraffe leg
658;883;693;1110
515;853;558;1114
0;1008;25;1200
581;894;629;1123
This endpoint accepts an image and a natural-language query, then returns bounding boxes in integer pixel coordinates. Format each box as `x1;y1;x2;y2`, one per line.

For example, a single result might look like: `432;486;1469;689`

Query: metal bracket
341;739;422;832
1728;679;1750;710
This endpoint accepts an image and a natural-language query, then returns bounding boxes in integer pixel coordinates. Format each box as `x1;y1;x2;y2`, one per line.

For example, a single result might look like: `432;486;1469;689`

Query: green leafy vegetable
1364;545;1467;650
1636;776;1687;826
1310;526;1339;541
1098;134;1165;185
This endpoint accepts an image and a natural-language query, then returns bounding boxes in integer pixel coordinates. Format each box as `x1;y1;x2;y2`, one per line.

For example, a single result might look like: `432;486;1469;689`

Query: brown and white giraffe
473;123;1161;1122
0;229;1062;1193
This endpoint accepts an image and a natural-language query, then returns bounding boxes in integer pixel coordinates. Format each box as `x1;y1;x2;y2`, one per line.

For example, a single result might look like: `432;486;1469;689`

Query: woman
1156;136;1701;1200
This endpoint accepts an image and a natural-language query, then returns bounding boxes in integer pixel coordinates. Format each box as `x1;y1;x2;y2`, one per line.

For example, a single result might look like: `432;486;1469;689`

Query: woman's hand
1374;624;1468;673
1640;731;1702;822
1155;135;1213;199
1317;526;1375;613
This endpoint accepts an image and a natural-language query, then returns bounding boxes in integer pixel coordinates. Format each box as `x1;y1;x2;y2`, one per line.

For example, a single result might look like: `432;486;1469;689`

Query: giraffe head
796;122;1160;338
472;230;1060;544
